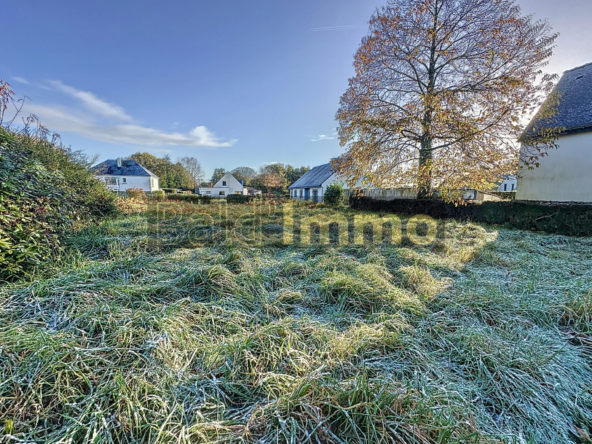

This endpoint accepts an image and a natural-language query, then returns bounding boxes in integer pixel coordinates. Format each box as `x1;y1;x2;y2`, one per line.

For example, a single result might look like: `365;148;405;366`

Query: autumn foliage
335;0;559;200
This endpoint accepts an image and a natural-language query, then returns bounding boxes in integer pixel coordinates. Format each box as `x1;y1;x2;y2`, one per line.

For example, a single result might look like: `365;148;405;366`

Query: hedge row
226;194;256;204
350;196;592;237
489;191;517;200
166;194;211;204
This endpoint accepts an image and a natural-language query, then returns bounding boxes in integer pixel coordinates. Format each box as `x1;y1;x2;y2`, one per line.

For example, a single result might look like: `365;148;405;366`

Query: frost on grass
0;212;591;443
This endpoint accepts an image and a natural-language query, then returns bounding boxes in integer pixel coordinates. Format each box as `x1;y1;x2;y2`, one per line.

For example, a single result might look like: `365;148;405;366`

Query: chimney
117;158;122;168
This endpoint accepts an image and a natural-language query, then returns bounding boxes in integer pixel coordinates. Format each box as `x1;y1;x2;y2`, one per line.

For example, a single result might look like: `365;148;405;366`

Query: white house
497;175;517;192
93;158;159;192
517;62;592;202
289;163;349;203
197;172;248;198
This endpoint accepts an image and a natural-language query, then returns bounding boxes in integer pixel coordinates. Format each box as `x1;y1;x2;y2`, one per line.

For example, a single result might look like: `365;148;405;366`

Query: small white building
517;62;592;202
93;158;159;192
288;163;349;203
197;172;248;198
497;175;517;192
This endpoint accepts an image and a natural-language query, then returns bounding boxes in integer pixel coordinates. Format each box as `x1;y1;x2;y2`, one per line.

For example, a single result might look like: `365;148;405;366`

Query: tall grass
0;209;591;443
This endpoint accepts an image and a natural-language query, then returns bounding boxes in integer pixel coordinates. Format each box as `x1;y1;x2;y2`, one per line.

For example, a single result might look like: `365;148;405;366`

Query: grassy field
1;202;591;443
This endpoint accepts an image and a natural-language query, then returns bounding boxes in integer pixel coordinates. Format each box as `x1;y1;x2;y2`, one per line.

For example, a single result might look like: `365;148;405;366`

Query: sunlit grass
1;206;591;443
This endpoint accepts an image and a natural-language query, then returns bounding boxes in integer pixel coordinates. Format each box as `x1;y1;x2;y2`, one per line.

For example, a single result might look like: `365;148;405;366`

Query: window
222;181;227;186
206;191;211;195
299;189;303;197
511;184;515;191
504;184;507;191
122;178;127;184
104;177;117;186
219;191;225;196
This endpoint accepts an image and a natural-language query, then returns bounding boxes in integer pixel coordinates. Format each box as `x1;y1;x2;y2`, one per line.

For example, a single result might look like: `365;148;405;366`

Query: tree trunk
418;146;433;199
417;2;439;200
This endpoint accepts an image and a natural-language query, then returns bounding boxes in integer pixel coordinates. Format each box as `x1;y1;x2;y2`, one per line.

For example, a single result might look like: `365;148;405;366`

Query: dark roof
289;163;334;189
92;159;158;177
523;62;592;138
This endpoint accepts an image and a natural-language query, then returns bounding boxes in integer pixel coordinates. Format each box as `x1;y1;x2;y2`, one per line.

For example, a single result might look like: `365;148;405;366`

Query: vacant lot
1;203;591;443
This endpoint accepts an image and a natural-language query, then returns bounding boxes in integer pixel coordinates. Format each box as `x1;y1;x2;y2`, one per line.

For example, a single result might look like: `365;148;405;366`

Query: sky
3;0;592;180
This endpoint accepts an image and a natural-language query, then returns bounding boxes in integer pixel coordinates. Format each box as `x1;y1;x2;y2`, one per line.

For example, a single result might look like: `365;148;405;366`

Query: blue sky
3;0;592;179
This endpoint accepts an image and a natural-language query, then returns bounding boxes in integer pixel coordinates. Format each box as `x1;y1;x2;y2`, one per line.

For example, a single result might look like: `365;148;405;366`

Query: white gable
214;172;243;189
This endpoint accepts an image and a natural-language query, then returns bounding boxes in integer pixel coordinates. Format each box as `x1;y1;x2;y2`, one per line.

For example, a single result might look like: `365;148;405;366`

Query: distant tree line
129;153;309;194
130;153;204;189
204;164;310;195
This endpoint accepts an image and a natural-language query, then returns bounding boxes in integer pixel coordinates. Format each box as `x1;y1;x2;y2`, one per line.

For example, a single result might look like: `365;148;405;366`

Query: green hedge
0;127;117;279
226;194;254;204
490;191;516;200
1;146;75;279
166;194;201;204
350;196;592;237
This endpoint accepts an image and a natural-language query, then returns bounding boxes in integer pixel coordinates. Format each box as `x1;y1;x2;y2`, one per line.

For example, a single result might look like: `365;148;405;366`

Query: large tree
286;165;310;186
210;168;226;184
178;156;204;188
130;152;193;189
335;0;558;199
254;164;287;194
230;166;257;185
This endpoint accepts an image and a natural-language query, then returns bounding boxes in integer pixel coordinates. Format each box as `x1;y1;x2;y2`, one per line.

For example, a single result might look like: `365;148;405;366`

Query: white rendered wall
517;132;592;202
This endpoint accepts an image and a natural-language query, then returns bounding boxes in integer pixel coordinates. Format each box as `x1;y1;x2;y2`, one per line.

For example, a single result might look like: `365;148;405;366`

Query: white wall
498;177;517;192
197;186;230;198
213;173;247;195
321;173;350;195
517;132;592;202
98;175;158;192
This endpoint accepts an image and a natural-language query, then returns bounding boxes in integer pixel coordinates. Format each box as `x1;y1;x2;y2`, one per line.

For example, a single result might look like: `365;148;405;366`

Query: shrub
0;126;118;279
0;146;75;279
200;195;212;204
126;187;146;200
161;188;179;194
151;190;166;201
8;129;116;218
226;194;254;204
324;183;345;207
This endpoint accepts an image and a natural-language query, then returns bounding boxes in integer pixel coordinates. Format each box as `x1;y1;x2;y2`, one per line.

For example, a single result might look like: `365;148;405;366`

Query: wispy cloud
309;25;359;32
48;80;133;122
12;76;30;85
24;104;236;148
311;134;335;142
18;80;237;148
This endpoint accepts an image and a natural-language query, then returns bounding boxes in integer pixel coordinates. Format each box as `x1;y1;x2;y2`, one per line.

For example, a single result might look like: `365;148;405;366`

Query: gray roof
92;159;158;177
523;62;592;138
289;163;334;189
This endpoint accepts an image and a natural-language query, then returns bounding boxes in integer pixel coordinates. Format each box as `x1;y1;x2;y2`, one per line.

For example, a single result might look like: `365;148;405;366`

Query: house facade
197;172;248;198
517;62;592;202
93;158;159;192
497;175;517;192
288;163;349;203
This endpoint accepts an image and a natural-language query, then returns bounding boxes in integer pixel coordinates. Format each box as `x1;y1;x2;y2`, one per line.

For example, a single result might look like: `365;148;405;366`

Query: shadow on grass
1;205;591;443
